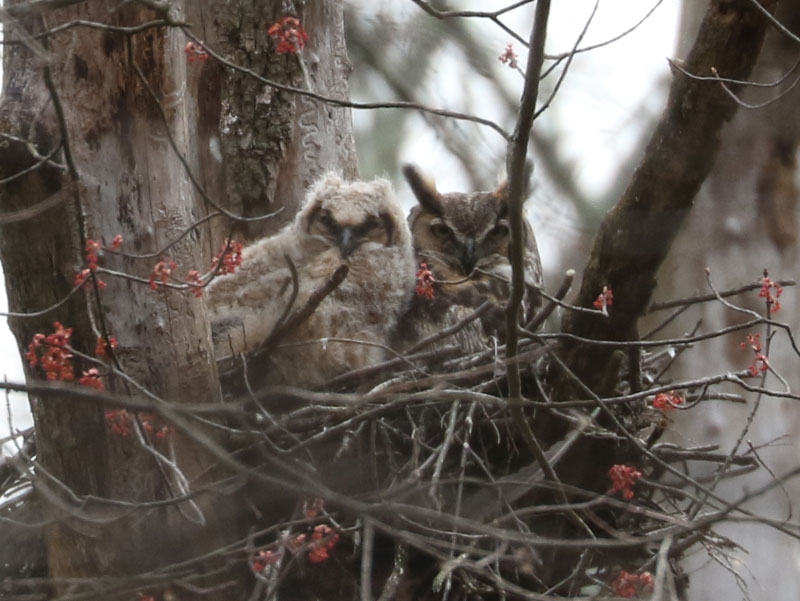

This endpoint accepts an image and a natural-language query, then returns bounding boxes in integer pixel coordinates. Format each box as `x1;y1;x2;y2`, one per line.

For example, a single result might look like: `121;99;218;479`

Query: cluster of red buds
608;464;642;501
252;499;339;571
612;570;653;598
26;324;115;392
184;41;209;63
593;286;613;314
75;238;113;289
741;332;769;377
759;274;783;313
149;259;177;291
415;262;436;300
210;240;244;275
267;16;309;54
498;43;518;69
26;322;74;381
652;391;684;411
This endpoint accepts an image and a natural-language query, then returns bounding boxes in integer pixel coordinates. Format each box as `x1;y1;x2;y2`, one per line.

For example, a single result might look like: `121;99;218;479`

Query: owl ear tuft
495;179;509;200
371;177;394;200
403;164;443;216
314;171;344;194
495;160;533;206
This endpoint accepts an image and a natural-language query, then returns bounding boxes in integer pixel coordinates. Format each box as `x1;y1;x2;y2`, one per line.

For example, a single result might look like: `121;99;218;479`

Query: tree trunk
0;1;355;598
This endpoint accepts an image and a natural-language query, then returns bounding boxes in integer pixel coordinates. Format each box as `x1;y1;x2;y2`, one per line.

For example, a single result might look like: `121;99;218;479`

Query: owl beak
460;238;478;275
337;227;359;259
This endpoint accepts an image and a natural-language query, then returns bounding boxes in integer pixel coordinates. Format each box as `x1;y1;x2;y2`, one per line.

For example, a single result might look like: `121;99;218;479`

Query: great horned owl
396;164;543;352
206;172;415;388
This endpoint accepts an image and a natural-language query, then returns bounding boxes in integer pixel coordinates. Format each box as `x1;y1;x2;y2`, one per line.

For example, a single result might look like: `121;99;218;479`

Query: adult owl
206;172;415;389
397;164;543;352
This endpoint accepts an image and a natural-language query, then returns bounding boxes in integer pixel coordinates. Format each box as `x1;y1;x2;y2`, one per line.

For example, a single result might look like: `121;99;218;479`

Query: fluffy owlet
206;172;415;388
397;164;543;352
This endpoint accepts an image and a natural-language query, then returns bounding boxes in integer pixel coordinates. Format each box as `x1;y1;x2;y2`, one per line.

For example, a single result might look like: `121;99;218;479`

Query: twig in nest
459;414;596;522
219;263;348;387
323;345;462;392
405;300;494;355
241;263;349;365
270;264;349;347
264;255;301;345
524;269;574;332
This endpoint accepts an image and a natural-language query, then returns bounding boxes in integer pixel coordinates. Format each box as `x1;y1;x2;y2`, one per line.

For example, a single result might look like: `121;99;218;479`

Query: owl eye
318;211;338;231
359;216;379;232
488;222;510;241
430;222;454;240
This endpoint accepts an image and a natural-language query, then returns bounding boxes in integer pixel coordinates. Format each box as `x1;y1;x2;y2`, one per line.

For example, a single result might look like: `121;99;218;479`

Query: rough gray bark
205;1;357;239
0;0;355;598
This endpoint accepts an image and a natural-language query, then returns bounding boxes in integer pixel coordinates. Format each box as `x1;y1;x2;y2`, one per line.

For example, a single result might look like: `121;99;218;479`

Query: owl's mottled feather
397;164;543;352
206;172;415;388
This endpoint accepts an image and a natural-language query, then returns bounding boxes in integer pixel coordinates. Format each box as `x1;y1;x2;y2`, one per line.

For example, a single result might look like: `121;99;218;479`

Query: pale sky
391;0;679;195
